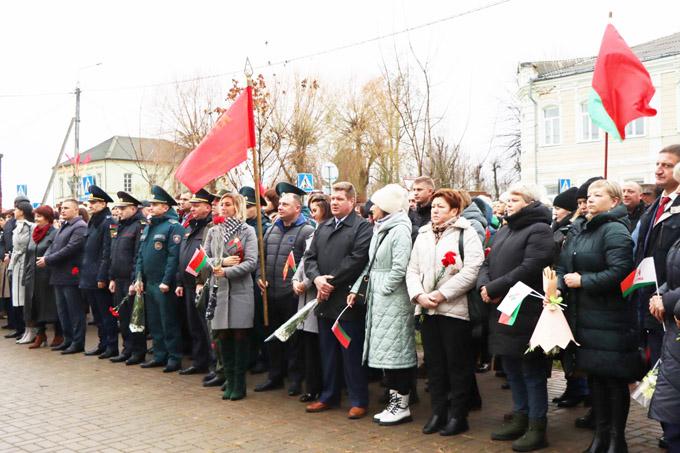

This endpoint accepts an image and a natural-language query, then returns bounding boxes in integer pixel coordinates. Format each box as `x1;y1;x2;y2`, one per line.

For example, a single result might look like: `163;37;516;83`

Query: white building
517;32;680;196
53;136;186;203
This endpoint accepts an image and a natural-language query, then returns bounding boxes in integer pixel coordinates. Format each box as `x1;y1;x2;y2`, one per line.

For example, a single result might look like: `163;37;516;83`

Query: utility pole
72;85;81;199
0;153;3;210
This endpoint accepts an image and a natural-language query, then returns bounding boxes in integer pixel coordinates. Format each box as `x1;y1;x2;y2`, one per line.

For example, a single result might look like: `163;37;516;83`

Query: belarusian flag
621;257;657;297
282;251;297;281
588;24;657;141
332;320;351;349
186;246;208;277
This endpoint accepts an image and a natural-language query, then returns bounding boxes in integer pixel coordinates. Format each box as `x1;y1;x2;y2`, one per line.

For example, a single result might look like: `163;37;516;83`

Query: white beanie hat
370;183;409;214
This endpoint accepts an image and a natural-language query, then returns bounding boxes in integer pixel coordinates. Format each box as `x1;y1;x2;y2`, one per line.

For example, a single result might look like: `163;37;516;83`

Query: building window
124;173;132;192
543;106;560;145
580;101;600;141
625;118;645;137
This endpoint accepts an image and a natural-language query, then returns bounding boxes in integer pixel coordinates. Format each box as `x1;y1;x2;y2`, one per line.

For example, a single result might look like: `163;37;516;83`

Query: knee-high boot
218;337;235;400
584;378;610;453
230;332;250;401
606;379;629;453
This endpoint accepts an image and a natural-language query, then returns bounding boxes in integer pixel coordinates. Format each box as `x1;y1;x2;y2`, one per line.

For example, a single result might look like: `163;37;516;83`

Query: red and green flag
621;257;657;297
282;251;297;281
332;319;351;349
186;246;208;277
588;24;657;141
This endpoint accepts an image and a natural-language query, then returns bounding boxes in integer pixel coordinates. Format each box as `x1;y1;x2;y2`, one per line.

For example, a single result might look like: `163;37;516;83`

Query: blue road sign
16;184;27;196
558;178;571;193
297;173;314;193
82;175;95;196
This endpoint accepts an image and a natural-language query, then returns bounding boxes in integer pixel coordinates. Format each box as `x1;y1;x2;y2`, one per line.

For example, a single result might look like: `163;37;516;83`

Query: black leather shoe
475;363;491;373
552;390;569;403
140;359;166;368
4;331;22;339
299;393;319;403
501;382;510;390
179;366;208;375
98;350;119;360
125;354;145;366
254;379;283;392
439;417;469;436
288;382;302;396
575;408;595;430
659;436;668;449
110;354;131;363
52;342;71;351
557;395;585;408
84;347;105;356
61;345;84;355
203;372;217;383
163;362;182;373
422;413;446;434
203;375;226;387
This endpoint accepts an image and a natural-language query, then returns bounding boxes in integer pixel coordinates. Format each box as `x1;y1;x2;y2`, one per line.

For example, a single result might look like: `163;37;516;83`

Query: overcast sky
1;0;678;206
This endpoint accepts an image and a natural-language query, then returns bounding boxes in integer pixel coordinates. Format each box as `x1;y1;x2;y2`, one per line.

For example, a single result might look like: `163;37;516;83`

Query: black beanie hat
576;176;604;200
553;187;578;212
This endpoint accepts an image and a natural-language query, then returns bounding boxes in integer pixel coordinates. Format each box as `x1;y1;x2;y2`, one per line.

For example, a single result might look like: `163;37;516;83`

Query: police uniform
80;185;118;358
135;185;185;372
108;192;147;365
176;189;215;375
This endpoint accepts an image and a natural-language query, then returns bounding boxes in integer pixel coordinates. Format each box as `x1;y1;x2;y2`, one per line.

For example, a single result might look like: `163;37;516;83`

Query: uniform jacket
261;214;314;301
477;202;554;357
135;209;184;286
45;216;87;286
177;214;213;288
304;210;372;322
408;202;431;243
79;207;113;289
557;205;637;380
109;210;146;282
352;211;416;369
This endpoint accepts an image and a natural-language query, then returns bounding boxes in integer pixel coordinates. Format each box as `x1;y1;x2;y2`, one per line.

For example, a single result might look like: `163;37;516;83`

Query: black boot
606;379;629;453
230;333;249;401
584;378;610;453
576;408;596;430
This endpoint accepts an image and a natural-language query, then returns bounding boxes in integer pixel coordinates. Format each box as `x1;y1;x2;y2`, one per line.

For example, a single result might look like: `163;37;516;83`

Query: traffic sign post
82;175;95;197
16;184;27;197
297;173;314;193
558;178;571;193
321;162;339;194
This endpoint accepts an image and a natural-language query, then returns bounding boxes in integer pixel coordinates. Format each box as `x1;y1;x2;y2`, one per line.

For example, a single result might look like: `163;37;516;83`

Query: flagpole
245;59;269;327
604;132;609;179
653;277;667;333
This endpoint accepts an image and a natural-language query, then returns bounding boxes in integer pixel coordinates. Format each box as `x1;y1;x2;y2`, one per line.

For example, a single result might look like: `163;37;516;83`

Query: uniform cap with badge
114;191;142;208
149;185;178;206
190;188;216;205
275;181;306;197
87;185;114;203
238;186;266;206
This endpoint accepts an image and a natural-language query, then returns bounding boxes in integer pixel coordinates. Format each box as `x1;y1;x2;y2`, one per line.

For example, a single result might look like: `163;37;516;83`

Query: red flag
175;86;256;192
590;24;657;140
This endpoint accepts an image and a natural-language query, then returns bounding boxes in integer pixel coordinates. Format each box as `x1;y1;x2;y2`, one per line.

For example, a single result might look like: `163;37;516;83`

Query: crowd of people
2;145;680;452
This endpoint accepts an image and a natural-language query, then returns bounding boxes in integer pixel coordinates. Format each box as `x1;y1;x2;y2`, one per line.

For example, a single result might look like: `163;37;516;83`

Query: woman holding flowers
406;188;484;436
204;192;258;401
556;179;635;453
477;183;554;452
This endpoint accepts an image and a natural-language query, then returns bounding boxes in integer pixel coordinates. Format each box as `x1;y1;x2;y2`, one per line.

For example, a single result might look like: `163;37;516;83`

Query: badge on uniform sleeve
154;241;163;250
173;234;182;244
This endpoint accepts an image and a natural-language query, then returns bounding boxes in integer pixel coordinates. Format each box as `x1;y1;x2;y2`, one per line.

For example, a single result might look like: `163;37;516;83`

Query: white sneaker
18;328;37;344
15;330;29;344
379;392;412;426
373;390;397;423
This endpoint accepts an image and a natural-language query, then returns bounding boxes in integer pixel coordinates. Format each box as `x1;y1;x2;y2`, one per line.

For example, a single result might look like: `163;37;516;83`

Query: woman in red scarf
23;205;61;348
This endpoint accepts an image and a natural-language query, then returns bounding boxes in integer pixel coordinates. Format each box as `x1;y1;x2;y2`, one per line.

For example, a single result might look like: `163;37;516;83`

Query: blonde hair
508;183;542;204
220;192;247;221
588;179;622;203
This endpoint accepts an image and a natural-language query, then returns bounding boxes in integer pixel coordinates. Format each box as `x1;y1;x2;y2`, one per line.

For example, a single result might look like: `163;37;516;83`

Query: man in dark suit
304;181;372;419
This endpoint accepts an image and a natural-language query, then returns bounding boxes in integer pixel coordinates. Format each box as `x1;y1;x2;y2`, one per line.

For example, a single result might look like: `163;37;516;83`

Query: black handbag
355;233;388;305
459;230;489;325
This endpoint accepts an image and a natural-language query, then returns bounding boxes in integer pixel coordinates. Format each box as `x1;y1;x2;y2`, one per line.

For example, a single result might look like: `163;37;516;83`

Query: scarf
32;225;50;244
431;216;458;244
220;217;243;244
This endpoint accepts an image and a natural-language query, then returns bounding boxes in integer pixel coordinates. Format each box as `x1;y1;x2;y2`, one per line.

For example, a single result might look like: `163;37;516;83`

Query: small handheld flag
621;257;657;297
186;246;208;277
282;250;297;281
331;305;352;349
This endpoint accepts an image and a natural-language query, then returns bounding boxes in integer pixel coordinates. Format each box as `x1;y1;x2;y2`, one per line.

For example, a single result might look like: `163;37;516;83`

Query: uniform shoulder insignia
168;219;178;224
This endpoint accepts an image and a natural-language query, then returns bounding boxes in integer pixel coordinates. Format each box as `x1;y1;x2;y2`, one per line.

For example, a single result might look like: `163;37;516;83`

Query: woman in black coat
556;180;635;453
477;184;554;452
23;205;61;348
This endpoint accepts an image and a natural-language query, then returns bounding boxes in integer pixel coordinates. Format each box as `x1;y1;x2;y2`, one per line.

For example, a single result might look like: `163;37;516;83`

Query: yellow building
517;32;680;196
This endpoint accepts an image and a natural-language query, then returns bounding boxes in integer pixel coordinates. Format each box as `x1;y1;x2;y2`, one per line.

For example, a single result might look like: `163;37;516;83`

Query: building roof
521;31;680;81
60;136;186;167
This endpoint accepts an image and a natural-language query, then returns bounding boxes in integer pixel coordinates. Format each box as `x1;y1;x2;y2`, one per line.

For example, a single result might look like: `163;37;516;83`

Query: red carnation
484;247;491;257
71;266;79;276
441;251;457;267
108;306;120;318
212;216;225;225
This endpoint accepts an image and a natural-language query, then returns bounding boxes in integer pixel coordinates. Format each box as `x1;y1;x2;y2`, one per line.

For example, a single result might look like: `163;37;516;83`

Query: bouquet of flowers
631;359;661;408
129;275;146;333
433;251;458;288
527;268;579;356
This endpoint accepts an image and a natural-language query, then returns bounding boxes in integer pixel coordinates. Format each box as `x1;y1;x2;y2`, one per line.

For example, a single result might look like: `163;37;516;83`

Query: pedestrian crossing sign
297;173;314;193
558;178;571;193
82;175;95;196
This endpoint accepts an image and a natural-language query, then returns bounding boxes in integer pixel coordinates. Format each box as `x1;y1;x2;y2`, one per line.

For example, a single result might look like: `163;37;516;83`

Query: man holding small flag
255;183;314;395
176;188;216;377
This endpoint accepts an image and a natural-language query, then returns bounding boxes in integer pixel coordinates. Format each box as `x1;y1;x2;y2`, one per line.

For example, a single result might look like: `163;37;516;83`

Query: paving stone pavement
0;326;664;452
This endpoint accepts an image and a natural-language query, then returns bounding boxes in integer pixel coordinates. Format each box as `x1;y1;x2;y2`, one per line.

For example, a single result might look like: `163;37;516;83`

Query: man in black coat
107;192;147;365
175;189;214;376
79;186;118;358
304;181;372;419
40;199;88;353
634;145;680;366
408;176;434;243
255;183;314;395
622;181;648;233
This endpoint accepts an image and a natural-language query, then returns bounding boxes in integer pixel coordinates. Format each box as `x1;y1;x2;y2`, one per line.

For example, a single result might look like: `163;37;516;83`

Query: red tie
654;196;671;224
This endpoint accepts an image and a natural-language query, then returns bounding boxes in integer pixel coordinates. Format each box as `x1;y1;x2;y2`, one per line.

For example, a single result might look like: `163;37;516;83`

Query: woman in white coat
406;188;484;437
9;201;34;344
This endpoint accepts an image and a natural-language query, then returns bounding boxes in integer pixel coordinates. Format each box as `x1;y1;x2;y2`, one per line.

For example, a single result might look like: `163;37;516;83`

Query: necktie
654;196;671;224
334;219;343;230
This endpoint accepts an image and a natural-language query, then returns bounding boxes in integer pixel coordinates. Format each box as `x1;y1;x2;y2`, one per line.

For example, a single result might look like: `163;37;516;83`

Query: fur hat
370;184;409;214
33;205;55;224
553;187;578;212
577;177;603;200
